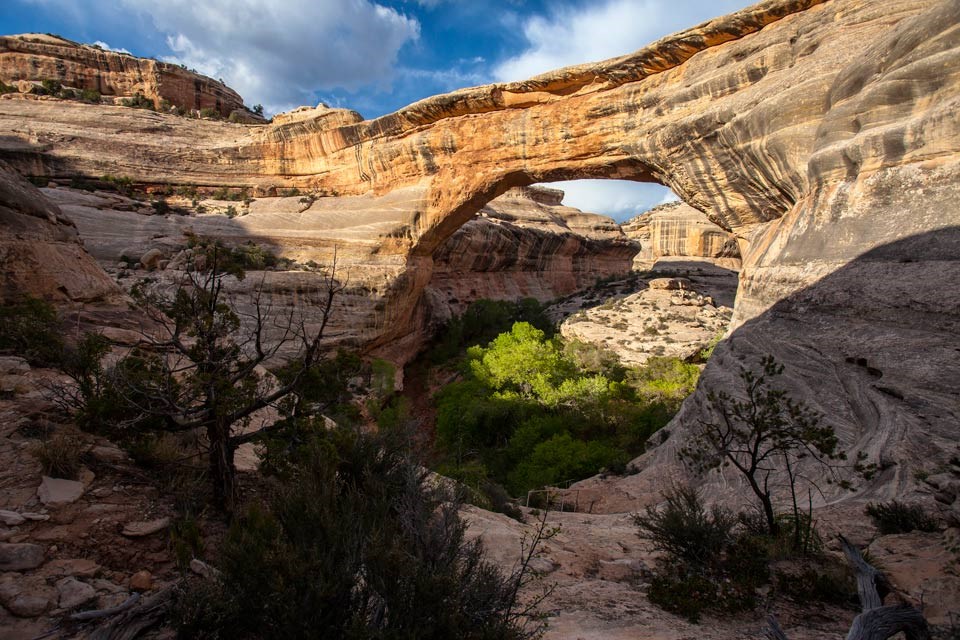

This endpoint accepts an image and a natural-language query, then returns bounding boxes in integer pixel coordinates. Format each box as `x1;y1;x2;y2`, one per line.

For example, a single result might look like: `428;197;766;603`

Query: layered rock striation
0;34;245;117
426;186;638;323
622;201;741;269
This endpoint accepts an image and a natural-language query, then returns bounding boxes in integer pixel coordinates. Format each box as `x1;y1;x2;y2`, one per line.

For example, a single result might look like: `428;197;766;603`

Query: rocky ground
0;356;187;640
550;259;737;366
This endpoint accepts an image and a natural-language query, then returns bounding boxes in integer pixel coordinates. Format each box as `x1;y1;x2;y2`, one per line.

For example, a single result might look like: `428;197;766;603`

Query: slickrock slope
40;184;636;361
0;0;958;507
0;34;245;117
622;201;741;269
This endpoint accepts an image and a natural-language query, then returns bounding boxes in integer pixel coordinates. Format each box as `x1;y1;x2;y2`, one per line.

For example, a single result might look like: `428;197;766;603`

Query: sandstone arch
1;0;958;504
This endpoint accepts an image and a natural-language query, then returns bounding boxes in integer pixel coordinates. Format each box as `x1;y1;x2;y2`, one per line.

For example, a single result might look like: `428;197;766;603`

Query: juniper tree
679;356;845;544
87;241;343;512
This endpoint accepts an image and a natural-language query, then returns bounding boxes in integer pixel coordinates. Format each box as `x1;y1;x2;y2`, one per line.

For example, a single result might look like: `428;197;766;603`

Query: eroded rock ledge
0;33;247;117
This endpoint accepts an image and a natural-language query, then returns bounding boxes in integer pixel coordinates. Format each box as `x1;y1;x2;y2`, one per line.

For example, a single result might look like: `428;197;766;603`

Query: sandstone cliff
0;34;246;117
0;164;118;304
622;201;741;269
0;0;958;510
426;186;638;325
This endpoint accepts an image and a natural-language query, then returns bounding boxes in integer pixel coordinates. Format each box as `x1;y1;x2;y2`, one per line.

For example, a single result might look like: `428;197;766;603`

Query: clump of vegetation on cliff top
433;318;698;497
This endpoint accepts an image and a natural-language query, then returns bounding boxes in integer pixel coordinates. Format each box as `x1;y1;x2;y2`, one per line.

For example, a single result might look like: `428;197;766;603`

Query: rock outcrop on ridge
0;0;958;508
0;34;246;117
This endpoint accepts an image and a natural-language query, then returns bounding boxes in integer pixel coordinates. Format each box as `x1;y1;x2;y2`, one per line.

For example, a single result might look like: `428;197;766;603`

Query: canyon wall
0;34;246;117
0;0;958;503
427;186;638;323
0;163;118;304
622;201;741;268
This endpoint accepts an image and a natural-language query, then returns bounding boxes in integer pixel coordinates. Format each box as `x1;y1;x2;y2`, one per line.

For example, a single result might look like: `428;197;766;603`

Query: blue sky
2;0;751;220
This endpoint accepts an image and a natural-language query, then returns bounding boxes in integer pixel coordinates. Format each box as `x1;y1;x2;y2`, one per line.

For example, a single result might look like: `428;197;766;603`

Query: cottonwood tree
108;242;343;512
679;356;845;544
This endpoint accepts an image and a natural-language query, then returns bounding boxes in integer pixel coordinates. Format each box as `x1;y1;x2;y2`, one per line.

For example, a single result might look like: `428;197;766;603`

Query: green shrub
633;485;736;568
101;174;133;195
80;88;101;103
199;107;220;119
428;298;553;364
0;80;16;95
121;92;155;110
774;564;857;607
0;296;64;367
173;426;544;639
866;500;939;534
635;486;772;622
224;205;238;218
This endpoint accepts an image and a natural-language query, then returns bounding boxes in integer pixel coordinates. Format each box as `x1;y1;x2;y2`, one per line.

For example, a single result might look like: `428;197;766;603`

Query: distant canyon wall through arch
1;0;958;502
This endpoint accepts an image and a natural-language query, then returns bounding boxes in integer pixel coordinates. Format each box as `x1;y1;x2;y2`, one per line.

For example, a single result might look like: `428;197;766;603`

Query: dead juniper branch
765;536;929;640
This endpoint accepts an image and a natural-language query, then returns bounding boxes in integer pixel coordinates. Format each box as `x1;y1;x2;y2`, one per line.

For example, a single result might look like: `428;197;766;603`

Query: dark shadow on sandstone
623;226;960;509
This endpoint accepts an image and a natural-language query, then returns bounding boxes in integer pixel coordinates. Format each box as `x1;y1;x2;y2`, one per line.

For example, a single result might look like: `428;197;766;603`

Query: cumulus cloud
548;180;677;223
93;40;130;54
120;0;420;112
494;0;746;82
504;0;743;218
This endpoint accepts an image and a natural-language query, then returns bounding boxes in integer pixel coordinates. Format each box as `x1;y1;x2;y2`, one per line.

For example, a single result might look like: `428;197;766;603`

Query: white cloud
504;1;743;221
120;0;420;111
494;0;746;82
93;40;130;54
547;180;677;223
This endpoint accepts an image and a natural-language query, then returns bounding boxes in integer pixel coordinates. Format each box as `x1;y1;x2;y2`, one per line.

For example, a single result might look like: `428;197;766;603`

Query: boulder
0;542;45;571
0;510;25;526
139;248;165;270
128;570;153;592
648;277;692;290
37;476;85;507
44;558;100;578
0;574;55;617
121;517;170;538
56;576;97;609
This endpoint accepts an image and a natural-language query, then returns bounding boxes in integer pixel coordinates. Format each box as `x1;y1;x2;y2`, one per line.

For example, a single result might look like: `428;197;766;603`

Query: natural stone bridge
1;0;958;504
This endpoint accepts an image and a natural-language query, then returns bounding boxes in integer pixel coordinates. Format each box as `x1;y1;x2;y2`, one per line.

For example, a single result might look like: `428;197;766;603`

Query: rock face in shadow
0;34;246;117
0;164;118;304
0;0;958;503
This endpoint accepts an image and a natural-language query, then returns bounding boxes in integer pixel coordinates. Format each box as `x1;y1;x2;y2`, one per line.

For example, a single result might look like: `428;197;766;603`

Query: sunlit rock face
426;186;638;325
622;201;741;269
0;0;958;503
0;34;247;117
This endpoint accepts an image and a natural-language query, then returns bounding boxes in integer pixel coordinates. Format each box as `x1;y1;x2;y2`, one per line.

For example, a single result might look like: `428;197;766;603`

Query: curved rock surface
0;163;118;304
0;0;957;506
427;186;638;324
0;34;246;117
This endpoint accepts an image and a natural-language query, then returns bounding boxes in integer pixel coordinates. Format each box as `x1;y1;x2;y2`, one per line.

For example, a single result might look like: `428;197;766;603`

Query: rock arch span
1;0;958;502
